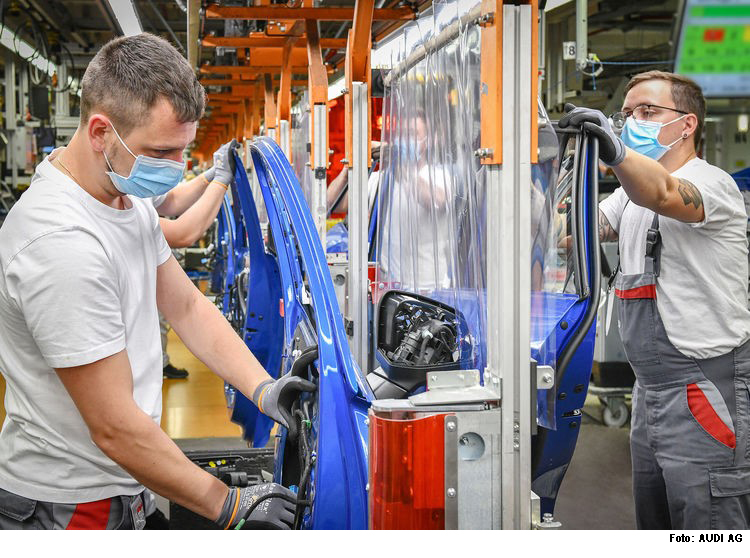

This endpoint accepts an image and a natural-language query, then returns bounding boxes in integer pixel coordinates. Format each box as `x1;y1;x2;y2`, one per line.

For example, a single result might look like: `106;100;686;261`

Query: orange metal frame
479;0;539;166
196;0;539;172
204;5;414;22
344;0;375;168
202;34;348;50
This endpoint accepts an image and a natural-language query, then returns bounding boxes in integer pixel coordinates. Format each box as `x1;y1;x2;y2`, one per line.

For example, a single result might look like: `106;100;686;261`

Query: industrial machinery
204;0;601;530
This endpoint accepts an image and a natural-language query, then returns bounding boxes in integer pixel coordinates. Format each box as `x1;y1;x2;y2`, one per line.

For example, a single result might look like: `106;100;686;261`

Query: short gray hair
80;33;205;133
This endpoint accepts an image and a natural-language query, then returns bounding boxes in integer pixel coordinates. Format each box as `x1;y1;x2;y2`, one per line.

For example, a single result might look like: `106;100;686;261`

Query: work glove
212;139;240;187
215;484;296;530
252;370;317;439
202;166;216;183
558;103;626;166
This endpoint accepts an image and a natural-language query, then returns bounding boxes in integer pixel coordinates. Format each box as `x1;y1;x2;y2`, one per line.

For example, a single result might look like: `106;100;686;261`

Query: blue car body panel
224;155;286;447
215;133;599;526
248;139;372;529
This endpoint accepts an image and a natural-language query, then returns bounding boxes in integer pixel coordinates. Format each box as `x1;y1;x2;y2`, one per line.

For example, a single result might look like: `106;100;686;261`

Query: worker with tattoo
560;71;750;530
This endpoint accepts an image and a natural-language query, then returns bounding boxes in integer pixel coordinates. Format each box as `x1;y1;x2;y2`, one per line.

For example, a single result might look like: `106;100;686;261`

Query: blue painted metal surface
217;132;600;526
224;153;285;447
248;138;373;529
326;222;349;254
530;137;599;515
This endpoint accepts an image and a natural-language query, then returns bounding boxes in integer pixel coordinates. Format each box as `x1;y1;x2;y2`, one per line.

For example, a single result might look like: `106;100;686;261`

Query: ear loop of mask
659;114;688;148
103;121;136;177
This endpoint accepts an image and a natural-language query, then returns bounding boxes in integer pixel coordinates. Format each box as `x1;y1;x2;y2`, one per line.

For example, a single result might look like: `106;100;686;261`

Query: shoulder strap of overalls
606;200;630;292
644;210;661;277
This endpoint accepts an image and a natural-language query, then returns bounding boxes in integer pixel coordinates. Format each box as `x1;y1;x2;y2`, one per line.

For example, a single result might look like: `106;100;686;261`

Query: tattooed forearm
677;178;703;210
598;210;618;242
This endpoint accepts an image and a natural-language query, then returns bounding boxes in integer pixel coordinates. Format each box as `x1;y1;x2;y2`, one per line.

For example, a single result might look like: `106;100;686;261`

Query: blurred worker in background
0;33;313;530
560;71;750;529
376;110;451;291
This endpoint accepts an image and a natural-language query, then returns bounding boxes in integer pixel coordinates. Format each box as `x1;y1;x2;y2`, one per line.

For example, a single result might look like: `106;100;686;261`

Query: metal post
55;63;70;117
311;103;327;245
279;118;291;159
348;81;369;373
575;0;588;71
245;138;252;170
555;22;564;107
4;52;16;189
538;8;546;92
5;52;16;130
487;4;533;529
187;0;201;70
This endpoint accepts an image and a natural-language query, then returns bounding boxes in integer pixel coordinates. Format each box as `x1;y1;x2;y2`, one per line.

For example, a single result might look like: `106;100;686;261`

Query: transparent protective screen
375;0;566;428
376;0;487;371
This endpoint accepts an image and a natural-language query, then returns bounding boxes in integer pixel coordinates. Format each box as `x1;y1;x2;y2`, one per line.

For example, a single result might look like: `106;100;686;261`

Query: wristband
210;180;230;191
252;379;274;413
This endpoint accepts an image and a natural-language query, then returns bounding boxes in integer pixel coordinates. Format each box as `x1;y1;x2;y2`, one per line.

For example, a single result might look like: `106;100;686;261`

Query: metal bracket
534;513;562;530
477;12;495;27
537;365;555;389
444;415;458;530
410;370;501;406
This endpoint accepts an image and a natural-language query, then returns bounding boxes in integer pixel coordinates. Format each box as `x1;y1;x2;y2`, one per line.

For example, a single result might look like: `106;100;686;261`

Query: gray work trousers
618;288;750;529
0;486;145;530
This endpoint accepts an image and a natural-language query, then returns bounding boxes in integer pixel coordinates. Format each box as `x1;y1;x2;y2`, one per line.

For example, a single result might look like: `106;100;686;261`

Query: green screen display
675;0;750;96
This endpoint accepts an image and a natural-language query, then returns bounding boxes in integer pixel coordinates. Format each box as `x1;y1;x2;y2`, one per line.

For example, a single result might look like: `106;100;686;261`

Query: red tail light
369;412;451;529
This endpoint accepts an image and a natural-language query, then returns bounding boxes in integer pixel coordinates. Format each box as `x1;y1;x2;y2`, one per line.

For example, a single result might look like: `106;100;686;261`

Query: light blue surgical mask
104;123;185;198
396;138;426;160
620;115;686;161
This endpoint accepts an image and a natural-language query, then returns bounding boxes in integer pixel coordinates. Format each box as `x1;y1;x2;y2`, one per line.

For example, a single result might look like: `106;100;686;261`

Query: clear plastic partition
376;0;487;371
291;91;313;207
375;0;567;428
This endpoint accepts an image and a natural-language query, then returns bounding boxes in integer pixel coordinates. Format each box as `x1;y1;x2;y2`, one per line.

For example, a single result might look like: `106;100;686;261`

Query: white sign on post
562;41;576;61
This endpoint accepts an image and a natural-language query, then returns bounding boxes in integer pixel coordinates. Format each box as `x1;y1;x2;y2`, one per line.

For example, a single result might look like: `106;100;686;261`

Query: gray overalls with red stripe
616;212;750;529
0;488;145;530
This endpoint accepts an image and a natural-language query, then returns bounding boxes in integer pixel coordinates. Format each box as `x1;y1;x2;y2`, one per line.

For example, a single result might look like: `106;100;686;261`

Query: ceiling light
107;0;143;37
0;26;54;76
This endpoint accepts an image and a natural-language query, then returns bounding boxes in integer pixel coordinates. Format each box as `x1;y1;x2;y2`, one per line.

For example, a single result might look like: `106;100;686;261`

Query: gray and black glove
558;103;626;166
202;166;216;183
253;371;317;439
215;484;296;530
212;139;240;187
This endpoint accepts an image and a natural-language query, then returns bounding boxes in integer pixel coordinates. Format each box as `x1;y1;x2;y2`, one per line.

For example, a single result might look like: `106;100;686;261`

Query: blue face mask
620;115;686;161
104;123;185;198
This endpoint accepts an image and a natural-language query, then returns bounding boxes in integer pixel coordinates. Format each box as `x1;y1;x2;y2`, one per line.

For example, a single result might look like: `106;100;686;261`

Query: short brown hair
80;33;205;133
625;70;705;150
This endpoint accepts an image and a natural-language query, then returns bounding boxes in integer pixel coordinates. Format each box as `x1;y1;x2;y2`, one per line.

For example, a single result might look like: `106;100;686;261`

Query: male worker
559;71;750;529
47;140;239;381
0;33;314;530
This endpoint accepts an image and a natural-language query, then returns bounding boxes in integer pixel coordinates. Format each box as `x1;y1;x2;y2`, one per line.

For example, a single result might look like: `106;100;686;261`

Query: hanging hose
554;135;601;385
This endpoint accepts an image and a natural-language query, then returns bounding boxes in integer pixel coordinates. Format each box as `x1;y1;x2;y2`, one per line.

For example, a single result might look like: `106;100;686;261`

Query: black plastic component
168;448;274;530
375;290;466;393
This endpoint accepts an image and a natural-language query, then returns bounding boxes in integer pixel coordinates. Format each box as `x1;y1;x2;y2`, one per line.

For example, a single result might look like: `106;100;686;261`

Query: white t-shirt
151;193;168;211
0;158;171;503
600;157;750;359
379;165;452;291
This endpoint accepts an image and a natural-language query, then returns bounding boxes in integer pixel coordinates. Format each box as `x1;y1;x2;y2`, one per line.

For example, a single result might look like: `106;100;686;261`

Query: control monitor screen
674;0;750;97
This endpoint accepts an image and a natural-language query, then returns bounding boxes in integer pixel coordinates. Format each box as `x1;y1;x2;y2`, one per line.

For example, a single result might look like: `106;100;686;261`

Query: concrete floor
554;396;636;529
